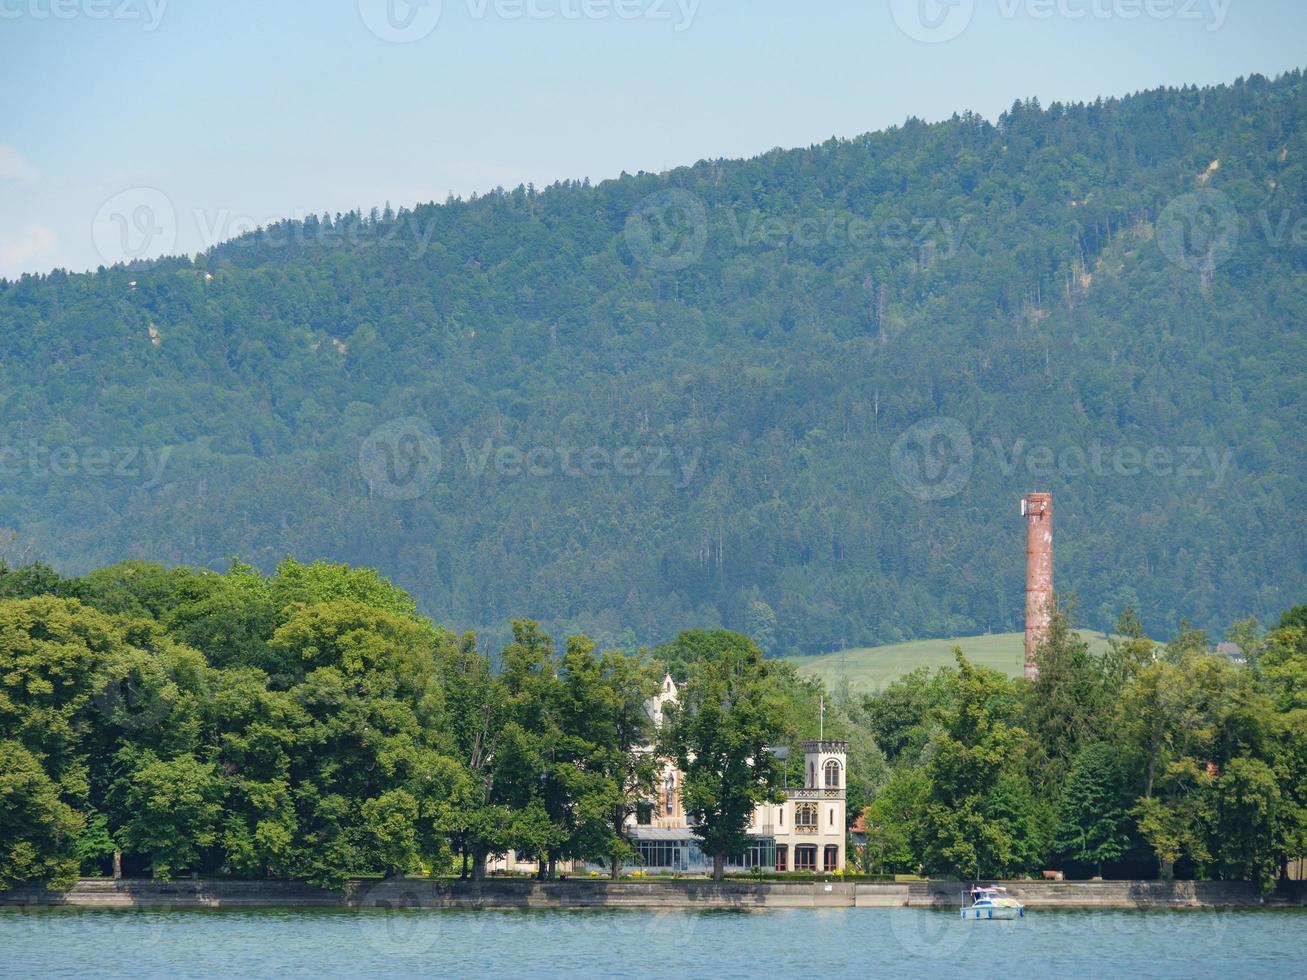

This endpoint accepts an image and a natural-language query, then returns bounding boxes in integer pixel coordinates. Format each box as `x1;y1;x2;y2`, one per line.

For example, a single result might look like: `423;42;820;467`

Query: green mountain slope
786;631;1113;692
2;71;1304;653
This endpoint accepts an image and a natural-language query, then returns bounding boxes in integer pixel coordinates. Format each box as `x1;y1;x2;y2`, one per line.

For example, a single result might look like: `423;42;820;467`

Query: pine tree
1054;742;1131;877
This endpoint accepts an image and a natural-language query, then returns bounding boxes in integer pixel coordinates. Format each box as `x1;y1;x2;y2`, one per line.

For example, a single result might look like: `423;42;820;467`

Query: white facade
629;676;848;873
492;673;849;876
750;741;848;872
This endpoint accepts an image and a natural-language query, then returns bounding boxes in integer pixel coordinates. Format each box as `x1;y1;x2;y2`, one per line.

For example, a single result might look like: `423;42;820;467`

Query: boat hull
961;905;1024;920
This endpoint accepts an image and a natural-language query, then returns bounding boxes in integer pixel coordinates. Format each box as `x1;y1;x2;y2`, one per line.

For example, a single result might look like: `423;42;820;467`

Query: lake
1;906;1303;978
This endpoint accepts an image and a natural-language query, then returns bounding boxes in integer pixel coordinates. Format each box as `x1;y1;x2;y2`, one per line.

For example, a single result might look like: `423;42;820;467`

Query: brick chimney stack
1022;492;1053;680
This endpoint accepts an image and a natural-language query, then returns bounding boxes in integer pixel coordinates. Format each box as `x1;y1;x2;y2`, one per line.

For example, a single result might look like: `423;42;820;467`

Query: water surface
2;905;1302;978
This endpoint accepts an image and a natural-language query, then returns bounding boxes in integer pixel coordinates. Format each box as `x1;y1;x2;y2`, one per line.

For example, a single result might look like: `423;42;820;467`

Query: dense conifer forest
1;71;1304;654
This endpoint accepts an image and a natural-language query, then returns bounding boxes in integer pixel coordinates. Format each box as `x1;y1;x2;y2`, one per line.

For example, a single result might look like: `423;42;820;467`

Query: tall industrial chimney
1022;492;1053;680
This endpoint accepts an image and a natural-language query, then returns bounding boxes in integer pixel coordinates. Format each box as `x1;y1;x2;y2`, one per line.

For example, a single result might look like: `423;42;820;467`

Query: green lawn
784;631;1112;694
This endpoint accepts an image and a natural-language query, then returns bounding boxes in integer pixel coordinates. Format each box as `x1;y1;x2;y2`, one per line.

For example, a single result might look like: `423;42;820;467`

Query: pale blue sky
1;0;1303;277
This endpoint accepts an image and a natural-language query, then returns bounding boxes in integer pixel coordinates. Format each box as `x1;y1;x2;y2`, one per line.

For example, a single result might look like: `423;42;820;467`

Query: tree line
1;555;1302;891
857;605;1307;890
0;558;851;888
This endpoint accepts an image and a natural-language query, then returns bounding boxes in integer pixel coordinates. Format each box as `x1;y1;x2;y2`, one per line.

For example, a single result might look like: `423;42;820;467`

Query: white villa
622;674;848;874
491;673;849;875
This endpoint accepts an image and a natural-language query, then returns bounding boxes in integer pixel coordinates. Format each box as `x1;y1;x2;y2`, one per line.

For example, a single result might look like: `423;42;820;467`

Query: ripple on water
1;905;1304;979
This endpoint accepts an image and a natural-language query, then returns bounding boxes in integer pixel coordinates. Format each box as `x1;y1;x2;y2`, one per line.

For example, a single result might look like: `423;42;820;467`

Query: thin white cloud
0;225;58;279
0;145;40;182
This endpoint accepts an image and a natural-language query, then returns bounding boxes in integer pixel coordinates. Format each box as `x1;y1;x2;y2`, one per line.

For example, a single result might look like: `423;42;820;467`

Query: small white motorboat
961;884;1025;920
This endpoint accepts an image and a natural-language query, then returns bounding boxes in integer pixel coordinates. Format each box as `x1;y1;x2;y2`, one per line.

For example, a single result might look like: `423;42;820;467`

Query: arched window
824;760;841;788
664;772;676;813
796;802;818;830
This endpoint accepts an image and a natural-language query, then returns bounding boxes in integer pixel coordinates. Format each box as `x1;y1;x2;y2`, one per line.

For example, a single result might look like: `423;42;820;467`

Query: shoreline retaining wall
1;878;1302;910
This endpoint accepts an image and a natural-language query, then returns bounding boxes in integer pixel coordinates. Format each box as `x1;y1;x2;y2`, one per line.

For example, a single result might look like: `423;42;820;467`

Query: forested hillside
2;71;1304;654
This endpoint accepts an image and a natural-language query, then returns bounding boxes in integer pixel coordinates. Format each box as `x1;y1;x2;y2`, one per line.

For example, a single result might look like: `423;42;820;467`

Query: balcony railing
786;788;844;799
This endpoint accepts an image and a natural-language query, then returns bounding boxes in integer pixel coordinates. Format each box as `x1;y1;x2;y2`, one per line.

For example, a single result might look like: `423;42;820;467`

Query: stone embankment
2;877;1301;910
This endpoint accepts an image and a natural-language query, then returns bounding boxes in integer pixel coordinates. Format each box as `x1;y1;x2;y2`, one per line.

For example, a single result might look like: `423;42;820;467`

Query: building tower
1022;492;1053;680
800;740;848;872
804;740;847;794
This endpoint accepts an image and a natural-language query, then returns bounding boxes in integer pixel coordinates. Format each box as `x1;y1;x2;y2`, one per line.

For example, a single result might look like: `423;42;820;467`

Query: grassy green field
785;631;1112;693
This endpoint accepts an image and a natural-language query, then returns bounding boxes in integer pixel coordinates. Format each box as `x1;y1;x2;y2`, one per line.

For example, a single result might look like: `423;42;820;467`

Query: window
795;845;817;871
830;808;834;827
637;840;685;869
664;772;676;814
796;802;818;830
775;845;788;872
824;845;838;872
824;760;841;788
779;808;783;827
726;842;774;870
